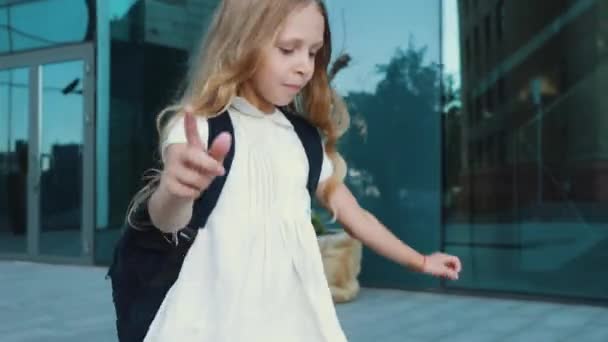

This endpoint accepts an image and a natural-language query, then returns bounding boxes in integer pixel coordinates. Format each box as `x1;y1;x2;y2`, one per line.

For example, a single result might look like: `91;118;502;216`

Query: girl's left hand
421;252;462;280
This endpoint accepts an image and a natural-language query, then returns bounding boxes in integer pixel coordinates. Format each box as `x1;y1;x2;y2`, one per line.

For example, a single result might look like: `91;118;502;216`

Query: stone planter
317;230;362;303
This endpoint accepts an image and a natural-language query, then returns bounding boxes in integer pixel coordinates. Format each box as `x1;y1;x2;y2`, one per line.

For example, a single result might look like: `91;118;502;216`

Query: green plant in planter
311;211;328;236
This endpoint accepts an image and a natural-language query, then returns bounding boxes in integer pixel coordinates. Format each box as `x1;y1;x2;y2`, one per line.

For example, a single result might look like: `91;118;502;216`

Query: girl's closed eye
279;47;295;55
278;46;317;58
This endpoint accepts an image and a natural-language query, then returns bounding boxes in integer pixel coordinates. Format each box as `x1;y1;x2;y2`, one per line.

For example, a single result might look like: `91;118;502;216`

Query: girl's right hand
159;107;232;200
421;252;462;280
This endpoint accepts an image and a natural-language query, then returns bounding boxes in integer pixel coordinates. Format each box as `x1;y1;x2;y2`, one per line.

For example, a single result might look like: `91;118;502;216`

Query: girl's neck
238;83;275;114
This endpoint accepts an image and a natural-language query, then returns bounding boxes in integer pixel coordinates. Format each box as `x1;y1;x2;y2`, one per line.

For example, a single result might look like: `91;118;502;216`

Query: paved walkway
1;261;607;341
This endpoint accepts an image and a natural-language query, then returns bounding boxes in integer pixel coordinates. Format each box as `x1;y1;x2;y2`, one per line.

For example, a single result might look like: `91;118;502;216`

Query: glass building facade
0;0;606;303
444;0;608;301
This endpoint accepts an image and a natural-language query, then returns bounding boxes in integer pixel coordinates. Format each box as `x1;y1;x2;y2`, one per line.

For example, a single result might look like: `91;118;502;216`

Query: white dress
144;97;348;342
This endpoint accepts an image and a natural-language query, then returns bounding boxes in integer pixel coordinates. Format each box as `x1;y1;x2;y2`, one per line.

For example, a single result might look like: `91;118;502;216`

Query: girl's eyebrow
277;38;324;49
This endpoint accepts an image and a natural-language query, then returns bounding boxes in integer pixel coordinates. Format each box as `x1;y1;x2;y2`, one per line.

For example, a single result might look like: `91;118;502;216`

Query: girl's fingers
440;268;459;280
174;165;209;191
442;255;461;271
181;147;225;176
452;257;462;272
165;177;201;199
208;132;232;163
184;109;205;150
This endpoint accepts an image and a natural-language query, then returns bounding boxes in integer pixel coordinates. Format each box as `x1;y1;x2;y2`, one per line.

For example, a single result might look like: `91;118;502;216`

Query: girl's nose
295;52;314;77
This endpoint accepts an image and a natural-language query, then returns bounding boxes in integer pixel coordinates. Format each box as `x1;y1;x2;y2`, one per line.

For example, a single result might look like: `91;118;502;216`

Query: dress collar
230;96;293;129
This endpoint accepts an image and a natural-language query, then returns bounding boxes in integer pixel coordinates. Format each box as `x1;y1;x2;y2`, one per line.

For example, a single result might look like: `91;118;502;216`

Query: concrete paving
1;261;607;342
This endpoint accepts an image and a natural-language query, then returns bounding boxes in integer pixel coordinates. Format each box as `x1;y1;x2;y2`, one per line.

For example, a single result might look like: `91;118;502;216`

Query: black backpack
107;110;324;342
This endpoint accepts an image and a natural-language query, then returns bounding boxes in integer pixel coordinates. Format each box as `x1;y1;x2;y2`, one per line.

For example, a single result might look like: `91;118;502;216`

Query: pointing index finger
184;105;204;150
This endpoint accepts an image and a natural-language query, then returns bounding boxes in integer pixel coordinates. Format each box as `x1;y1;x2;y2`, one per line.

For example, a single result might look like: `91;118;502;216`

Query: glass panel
95;0;221;263
39;60;84;257
443;0;608;300
0;67;28;254
0;0;91;55
95;1;445;284
326;0;442;288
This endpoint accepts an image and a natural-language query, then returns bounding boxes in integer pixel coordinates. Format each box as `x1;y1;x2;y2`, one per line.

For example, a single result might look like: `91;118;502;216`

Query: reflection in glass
39;60;84;257
443;0;608;300
0;0;91;54
95;1;445;280
0;67;28;254
325;0;442;288
95;0;222;263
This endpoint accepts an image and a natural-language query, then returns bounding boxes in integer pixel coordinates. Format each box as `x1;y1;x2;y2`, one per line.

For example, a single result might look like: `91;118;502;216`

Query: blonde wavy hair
128;0;350;226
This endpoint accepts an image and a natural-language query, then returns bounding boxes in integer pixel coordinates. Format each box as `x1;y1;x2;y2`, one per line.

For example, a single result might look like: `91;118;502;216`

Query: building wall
2;0;608;302
457;0;608;216
445;0;608;300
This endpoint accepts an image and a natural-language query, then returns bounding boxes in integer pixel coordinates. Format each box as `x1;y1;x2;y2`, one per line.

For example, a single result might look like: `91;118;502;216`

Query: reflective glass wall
1;0;94;260
0;0;93;55
89;0;608;301
325;0;443;288
0;67;28;254
443;0;608;300
94;0;220;262
94;0;444;290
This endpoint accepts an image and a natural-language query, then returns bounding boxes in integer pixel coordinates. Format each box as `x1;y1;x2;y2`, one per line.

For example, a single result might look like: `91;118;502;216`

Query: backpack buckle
161;227;196;247
178;227;197;242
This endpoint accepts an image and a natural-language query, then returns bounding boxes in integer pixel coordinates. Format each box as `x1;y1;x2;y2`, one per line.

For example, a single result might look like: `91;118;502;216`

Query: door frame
0;42;95;265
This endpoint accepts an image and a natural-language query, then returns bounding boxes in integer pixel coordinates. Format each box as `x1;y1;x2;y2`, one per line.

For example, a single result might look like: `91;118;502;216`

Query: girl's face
242;2;325;113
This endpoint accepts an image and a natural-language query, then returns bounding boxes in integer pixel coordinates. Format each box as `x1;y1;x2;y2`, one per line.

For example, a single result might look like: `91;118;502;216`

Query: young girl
120;0;461;341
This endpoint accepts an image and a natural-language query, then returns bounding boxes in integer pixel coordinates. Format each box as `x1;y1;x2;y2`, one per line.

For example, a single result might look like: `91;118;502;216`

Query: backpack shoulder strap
122;110;235;247
108;110;235;341
189;110;235;230
283;112;323;197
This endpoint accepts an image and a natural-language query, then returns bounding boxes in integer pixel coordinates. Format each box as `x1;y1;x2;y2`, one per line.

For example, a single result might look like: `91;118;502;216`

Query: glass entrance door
0;43;95;263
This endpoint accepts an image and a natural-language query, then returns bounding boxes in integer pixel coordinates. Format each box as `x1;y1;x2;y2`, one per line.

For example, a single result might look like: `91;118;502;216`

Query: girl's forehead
277;3;325;43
